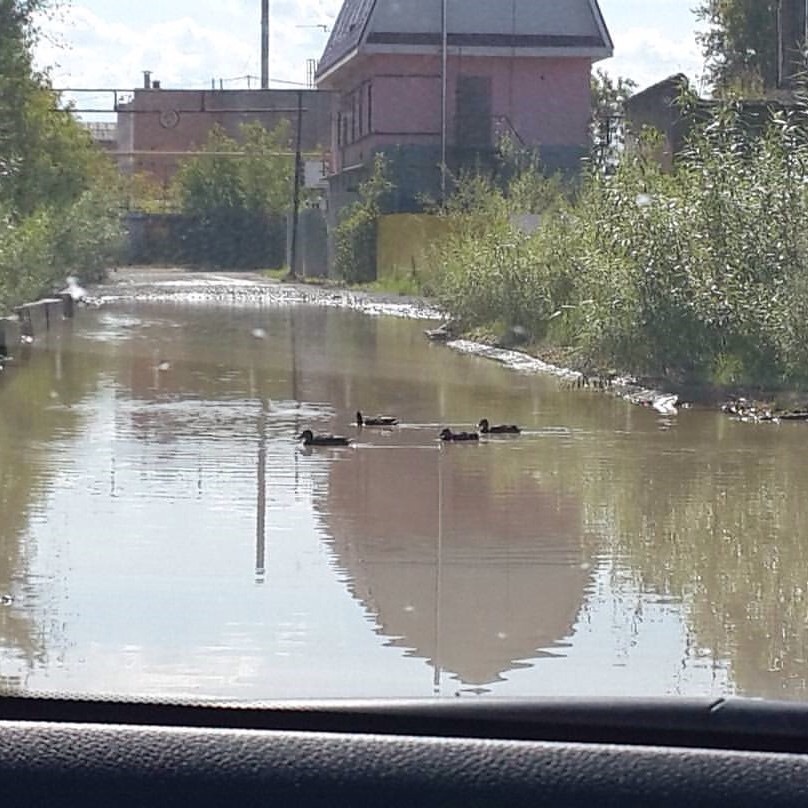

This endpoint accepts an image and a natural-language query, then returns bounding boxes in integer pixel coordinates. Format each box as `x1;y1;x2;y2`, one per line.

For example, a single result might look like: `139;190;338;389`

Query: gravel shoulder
94;267;443;320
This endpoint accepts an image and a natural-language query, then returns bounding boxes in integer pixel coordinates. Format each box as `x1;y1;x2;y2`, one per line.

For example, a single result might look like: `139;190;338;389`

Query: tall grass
433;103;808;386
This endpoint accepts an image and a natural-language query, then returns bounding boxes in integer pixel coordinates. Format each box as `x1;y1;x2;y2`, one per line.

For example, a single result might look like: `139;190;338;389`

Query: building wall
376;213;455;284
624;78;684;171
117;88;334;185
331;53;591;174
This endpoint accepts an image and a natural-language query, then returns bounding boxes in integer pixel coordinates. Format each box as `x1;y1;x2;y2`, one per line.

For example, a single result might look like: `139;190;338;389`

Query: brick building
116;80;334;186
316;0;613;211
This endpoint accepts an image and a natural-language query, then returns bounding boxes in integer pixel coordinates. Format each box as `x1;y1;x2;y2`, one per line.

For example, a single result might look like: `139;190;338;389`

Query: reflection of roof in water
320;444;589;686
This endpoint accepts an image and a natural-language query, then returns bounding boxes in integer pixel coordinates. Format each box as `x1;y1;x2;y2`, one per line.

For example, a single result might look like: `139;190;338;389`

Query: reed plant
433;100;808;386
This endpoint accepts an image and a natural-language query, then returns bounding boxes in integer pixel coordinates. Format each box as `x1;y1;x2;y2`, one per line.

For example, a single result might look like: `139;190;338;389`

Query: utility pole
440;0;448;204
287;90;304;281
261;0;270;89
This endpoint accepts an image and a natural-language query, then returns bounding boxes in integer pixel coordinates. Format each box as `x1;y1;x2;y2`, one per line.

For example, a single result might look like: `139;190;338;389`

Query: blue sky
35;0;706;108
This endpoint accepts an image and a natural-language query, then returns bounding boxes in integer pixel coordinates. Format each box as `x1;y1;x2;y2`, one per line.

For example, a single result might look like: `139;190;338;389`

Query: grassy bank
430;101;808;390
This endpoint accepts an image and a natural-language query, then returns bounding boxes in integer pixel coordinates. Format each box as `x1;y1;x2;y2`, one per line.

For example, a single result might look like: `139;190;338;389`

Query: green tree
174;126;246;215
590;69;637;169
0;0;123;313
241;120;293;215
174;122;292;217
1;0;106;215
695;0;779;95
333;154;393;284
172;122;293;268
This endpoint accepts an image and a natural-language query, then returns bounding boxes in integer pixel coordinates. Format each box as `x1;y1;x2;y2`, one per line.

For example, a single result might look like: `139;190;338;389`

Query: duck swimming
356;411;399;427
298;429;351;447
478;418;521;434
439;428;479;442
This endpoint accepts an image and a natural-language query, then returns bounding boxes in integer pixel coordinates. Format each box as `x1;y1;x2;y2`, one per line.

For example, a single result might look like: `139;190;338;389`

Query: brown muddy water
1;273;807;701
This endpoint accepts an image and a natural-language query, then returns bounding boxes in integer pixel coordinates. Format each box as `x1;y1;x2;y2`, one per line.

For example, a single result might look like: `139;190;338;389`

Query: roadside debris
720;398;808;424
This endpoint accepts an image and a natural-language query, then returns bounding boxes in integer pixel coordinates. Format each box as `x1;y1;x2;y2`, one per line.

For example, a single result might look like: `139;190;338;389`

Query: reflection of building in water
321;446;590;688
0;345;102;684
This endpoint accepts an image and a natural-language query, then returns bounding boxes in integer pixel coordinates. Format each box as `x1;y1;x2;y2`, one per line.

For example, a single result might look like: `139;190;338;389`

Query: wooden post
60;292;75;319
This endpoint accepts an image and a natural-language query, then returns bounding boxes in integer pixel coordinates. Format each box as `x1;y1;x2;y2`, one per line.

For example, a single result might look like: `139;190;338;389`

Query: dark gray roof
317;0;613;80
318;0;377;77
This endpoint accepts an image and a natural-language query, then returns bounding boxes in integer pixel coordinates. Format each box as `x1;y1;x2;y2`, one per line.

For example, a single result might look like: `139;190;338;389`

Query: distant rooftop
317;0;613;79
84;121;117;143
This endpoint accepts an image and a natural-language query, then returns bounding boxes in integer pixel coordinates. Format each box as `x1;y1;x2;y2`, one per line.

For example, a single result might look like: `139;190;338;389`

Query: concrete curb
0;294;75;371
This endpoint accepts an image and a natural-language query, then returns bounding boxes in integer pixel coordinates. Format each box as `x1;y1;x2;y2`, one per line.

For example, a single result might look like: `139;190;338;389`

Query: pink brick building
116;85;333;187
316;0;613;209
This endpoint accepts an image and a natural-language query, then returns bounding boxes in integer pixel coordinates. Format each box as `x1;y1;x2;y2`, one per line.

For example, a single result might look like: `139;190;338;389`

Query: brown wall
624;76;691;170
117;88;334;185
377;213;454;283
327;52;592;176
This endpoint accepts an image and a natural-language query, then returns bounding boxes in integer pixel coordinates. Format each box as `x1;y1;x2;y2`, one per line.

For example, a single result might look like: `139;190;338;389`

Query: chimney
143;70;152;89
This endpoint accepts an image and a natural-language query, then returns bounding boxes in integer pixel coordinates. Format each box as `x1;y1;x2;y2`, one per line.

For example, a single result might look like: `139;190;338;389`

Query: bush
171;122;292;268
431;100;808;386
333;154;392;284
0;1;124;313
431;157;571;341
0;186;123;312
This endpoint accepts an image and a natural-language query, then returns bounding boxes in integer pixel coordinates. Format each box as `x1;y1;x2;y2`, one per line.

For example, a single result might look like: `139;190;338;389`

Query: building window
337;112;342;146
358;88;364;137
367;83;372;134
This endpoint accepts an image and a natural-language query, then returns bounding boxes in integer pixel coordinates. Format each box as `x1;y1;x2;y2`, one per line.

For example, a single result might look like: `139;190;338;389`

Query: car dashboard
1;696;807;806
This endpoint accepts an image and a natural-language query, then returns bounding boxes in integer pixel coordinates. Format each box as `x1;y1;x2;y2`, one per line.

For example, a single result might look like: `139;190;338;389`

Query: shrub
431;99;808;385
0;0;124;313
171;122;292;269
333;154;392;284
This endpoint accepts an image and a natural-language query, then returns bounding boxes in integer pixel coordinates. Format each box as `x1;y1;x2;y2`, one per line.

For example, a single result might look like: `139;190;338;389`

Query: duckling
356;411;399;427
298;429;351;447
478;418;521;434
439;428;479;442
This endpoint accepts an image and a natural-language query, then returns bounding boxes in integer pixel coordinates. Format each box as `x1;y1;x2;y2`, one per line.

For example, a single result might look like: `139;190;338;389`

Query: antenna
306;59;316;88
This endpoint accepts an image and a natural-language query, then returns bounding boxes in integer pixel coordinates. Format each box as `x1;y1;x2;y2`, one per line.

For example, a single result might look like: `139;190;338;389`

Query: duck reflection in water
439;428;479;442
356;411;399;427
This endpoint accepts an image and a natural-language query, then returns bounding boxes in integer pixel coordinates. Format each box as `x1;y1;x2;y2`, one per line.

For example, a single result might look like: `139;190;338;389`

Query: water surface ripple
0;295;804;701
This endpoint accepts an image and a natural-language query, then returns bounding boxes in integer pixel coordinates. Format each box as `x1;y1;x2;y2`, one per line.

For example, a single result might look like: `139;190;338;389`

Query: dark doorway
455;76;492;148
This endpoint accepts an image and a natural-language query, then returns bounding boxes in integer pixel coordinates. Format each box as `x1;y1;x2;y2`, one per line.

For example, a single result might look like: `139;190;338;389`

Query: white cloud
33;0;707;112
34;2;336;93
601;26;705;92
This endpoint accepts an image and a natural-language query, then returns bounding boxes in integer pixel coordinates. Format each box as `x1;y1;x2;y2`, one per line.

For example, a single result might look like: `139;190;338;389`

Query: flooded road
1;272;806;701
